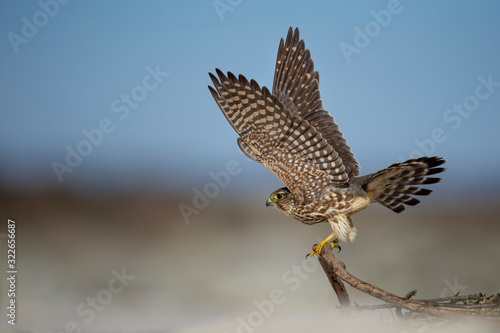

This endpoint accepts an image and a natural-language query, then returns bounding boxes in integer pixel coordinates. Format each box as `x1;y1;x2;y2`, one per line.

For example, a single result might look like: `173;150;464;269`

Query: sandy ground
0;192;499;332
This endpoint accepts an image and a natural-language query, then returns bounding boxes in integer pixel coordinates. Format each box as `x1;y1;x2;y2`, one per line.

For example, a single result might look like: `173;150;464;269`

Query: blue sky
1;0;500;194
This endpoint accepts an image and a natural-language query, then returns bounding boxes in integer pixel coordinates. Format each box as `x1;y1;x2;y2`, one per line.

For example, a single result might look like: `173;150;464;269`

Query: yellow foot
305;238;341;259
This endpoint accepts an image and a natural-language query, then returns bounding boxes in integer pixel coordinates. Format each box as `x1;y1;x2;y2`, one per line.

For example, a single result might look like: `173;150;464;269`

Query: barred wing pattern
273;27;360;178
369;156;446;213
209;69;348;203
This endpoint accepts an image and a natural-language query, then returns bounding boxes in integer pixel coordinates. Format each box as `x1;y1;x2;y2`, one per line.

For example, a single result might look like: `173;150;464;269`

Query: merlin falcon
208;27;446;257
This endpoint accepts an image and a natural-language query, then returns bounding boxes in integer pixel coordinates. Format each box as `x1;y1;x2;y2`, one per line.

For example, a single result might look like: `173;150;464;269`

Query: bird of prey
208;27;446;257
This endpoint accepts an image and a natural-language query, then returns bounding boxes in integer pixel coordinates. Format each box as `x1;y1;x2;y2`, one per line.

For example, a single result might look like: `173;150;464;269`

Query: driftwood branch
318;251;350;310
317;246;500;326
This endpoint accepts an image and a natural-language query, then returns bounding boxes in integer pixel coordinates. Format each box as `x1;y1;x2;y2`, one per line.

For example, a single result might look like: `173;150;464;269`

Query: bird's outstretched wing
209;70;349;203
273;27;360;178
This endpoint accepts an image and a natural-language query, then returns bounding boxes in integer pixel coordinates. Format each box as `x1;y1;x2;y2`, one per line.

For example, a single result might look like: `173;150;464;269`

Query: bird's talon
306;243;324;258
305;236;340;258
327;238;341;252
306;251;322;258
329;242;341;252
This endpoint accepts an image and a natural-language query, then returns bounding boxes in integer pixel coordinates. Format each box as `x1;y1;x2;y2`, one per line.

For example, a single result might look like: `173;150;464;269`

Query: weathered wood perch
317;246;500;326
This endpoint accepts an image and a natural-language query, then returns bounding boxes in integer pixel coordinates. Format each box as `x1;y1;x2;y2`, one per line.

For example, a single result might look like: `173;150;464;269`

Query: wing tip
207;85;219;98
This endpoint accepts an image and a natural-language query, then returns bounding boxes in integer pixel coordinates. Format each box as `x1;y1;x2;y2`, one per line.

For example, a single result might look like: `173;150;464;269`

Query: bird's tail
363;156;446;213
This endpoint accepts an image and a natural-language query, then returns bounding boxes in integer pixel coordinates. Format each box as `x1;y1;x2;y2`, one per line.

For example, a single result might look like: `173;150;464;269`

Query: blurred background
1;0;499;332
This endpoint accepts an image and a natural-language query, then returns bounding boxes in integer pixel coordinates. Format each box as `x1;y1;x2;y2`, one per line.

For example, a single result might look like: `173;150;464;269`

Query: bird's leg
306;233;341;258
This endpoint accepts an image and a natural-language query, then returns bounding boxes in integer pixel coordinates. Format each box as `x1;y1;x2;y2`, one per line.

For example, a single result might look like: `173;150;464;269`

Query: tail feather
364;156;446;213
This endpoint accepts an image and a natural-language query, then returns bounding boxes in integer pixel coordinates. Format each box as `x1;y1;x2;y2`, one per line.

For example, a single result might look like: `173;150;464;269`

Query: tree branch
318;252;350;310
317;246;500;326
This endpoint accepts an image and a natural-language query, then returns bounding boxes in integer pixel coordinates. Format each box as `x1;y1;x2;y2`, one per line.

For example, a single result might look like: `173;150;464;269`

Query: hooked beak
266;198;274;207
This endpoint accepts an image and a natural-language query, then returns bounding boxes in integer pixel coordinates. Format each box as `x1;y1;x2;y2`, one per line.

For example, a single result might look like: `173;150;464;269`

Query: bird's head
266;187;294;213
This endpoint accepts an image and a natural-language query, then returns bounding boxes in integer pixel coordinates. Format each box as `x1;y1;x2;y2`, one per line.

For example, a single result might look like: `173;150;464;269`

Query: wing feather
209;71;348;202
273;27;360;178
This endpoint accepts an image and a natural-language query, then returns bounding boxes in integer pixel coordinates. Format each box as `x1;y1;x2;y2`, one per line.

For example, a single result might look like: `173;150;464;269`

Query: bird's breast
288;188;371;224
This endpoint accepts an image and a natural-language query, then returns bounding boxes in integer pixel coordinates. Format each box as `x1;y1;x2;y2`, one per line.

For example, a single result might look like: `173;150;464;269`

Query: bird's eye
276;193;283;200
